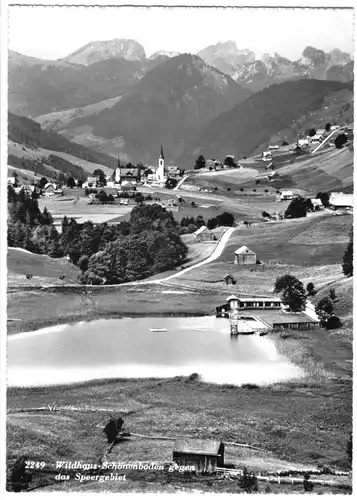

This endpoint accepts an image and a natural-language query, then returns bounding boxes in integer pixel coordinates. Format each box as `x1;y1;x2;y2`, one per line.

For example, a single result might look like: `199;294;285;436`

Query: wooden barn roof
173;439;223;456
234;245;255;255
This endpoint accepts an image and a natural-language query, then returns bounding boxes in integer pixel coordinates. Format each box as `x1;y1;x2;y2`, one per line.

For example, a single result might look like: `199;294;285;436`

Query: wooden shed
173;439;224;473
193;226;215;242
234;246;256;265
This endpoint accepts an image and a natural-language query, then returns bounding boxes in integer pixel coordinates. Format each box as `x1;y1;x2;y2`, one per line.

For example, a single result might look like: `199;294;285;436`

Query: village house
43;183;63;197
329;193;353;211
280;190;293;201
261;151;273;162
193;226;216;242
234;246;256;265
173;439;224;473
310;198;324;210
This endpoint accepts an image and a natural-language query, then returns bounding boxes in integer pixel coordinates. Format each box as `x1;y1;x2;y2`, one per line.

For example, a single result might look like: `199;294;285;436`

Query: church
146;145;168;186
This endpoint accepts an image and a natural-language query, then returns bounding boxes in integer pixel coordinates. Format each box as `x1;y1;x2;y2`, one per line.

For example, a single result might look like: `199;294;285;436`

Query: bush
329;288;336;301
306;282;316;296
239;467;259;493
325;315;342;330
103;417;124;443
335;133;348;149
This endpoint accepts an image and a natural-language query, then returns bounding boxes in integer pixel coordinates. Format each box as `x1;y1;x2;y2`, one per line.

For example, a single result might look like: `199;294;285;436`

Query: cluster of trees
178;211;235;234
7;186;188;284
207;212;235;229
80;204;188;284
179;215;206;234
285;196;314;219
7;185;61;256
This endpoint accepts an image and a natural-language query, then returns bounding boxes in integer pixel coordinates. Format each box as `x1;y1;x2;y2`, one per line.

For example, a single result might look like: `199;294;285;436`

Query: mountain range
8;38;354;166
197;42;354;91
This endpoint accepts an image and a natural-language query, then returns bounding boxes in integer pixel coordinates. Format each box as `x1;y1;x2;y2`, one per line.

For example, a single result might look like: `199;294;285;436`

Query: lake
7;317;303;387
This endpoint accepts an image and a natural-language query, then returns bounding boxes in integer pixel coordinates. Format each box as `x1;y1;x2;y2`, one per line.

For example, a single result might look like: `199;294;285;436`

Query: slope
8;56;163;117
7;248;80;286
183;79;353;165
274;146;353;194
65;54;251;164
8;113;116;170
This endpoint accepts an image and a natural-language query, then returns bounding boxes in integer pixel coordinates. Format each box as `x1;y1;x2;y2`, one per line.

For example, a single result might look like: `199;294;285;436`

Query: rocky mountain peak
63;38;146;66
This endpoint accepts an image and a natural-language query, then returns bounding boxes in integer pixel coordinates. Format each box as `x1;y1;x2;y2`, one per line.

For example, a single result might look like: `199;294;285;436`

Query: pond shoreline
7;310;211;336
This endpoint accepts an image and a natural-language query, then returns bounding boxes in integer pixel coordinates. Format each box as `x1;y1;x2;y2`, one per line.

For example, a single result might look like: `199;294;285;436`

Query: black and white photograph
1;0;355;495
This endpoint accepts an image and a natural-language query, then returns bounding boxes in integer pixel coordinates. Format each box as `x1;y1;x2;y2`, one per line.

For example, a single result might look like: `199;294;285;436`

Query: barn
193;226;215;242
234;246;256;265
173;439;224;473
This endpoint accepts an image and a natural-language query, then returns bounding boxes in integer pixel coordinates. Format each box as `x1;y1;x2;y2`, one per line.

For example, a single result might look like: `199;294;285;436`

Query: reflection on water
7;317;303;387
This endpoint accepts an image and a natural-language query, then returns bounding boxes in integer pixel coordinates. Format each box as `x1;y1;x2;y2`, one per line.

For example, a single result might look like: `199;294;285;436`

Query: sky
8;5;355;61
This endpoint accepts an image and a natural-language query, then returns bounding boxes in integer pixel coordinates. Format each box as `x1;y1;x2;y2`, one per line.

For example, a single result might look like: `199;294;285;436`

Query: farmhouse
280;190;293;201
234;246;256;265
329;193;353;211
173;439;224;473
193;226;215;242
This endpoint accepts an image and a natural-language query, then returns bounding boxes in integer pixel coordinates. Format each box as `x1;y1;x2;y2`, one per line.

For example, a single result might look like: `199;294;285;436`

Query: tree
262;211;271;219
107;194;115;204
342;227;353;276
325;123;331;132
274;274;301;293
224;156;237;168
194;155;206;170
316;296;341;329
306;282;316;296
78;255;89;273
329;287;336;301
98;190;108;204
335;133;348;149
281;280;307;311
66;176;76;188
285;196;307;219
316;192;330;208
93;168;106;186
308;128;316;137
77;179;83;189
165;178;178;189
39;177;48;189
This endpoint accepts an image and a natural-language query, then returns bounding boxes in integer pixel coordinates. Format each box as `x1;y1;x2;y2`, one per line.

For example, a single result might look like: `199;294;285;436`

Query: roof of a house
120;168;140;176
238;297;282;302
234;245;256;255
226;295;281;302
173;439;223;456
329;194;354;207
194;225;211;236
311;198;323;205
87;177;96;183
281;190;293;196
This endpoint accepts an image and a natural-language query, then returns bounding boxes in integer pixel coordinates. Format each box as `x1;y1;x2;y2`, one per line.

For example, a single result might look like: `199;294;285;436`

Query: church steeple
159;145;164;160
